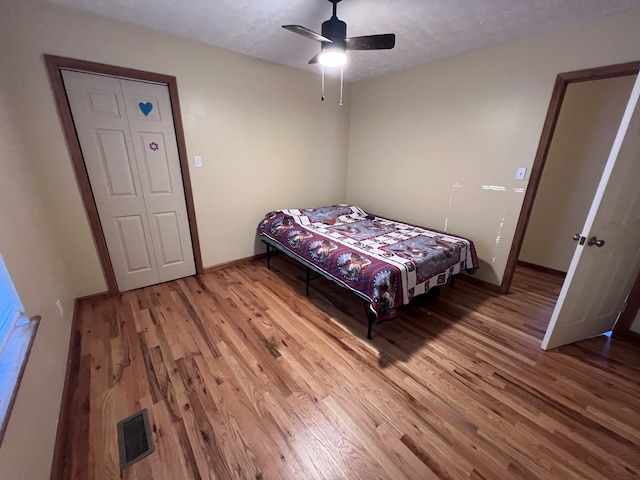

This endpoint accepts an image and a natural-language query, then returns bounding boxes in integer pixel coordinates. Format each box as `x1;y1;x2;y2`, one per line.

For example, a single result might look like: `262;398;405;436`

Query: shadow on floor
265;255;494;368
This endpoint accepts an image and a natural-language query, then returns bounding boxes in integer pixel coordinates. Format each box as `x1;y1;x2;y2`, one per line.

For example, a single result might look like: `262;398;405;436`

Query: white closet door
121;79;196;283
62;70;195;291
62;70;159;291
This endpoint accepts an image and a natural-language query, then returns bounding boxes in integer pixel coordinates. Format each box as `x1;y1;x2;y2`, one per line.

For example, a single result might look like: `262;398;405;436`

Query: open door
542;74;640;350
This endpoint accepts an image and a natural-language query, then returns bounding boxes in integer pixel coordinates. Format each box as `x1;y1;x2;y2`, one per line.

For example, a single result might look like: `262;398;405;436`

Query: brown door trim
44;54;204;294
499;60;640;294
613;269;640;339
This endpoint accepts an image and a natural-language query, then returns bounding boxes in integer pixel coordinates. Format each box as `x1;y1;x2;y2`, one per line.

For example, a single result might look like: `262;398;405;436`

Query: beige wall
347;9;640;285
0;0;350;477
2;0;351;298
2;1;640;477
0;70;76;479
520;76;636;272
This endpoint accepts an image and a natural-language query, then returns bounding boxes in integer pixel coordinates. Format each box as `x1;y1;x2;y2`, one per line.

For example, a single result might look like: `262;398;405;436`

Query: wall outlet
515;167;527;181
56;299;64;318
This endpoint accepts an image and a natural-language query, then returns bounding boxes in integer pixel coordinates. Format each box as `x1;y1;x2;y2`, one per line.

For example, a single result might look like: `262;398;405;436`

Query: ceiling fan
283;0;396;67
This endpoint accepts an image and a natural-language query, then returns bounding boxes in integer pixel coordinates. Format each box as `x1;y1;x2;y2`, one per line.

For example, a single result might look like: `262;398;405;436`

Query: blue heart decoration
138;102;153;116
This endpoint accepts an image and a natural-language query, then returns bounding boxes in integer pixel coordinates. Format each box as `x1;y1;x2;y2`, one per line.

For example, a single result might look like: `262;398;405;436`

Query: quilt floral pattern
258;205;478;323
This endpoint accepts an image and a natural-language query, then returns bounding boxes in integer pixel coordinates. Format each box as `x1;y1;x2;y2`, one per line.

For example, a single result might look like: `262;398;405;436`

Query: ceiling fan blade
308;53;321;64
346;33;396;50
282;25;332;43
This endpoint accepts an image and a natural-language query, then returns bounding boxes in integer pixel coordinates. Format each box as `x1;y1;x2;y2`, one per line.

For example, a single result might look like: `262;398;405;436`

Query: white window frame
0;253;25;355
0;253;40;445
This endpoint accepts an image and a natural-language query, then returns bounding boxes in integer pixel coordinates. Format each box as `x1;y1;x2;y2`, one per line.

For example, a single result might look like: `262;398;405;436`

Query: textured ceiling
52;0;640;82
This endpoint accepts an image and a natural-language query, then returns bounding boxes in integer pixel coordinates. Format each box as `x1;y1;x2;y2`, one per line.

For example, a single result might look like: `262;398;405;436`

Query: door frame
500;60;640;295
44;54;203;294
613;270;640;340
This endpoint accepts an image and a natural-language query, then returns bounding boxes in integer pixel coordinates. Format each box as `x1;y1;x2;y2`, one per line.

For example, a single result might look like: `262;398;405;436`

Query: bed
257;205;478;338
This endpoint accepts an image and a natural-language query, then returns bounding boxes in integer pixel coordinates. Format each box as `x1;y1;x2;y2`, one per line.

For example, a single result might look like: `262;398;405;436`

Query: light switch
194;156;202;168
515;167;527;181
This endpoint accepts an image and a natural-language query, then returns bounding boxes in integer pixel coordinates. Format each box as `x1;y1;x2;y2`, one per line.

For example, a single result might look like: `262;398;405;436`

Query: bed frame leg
362;301;376;339
267;244;272;269
305;267;311;296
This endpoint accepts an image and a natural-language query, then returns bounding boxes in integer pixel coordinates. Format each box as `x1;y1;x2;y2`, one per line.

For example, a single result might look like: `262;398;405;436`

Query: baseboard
625;330;640;340
614;329;640;343
49;299;83;480
517;260;566;278
203;253;267;274
456;273;501;293
626;331;640;343
76;291;110;303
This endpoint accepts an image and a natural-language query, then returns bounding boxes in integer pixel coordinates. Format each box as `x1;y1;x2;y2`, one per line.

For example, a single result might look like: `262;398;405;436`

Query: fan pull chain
339;65;344;106
321;64;325;101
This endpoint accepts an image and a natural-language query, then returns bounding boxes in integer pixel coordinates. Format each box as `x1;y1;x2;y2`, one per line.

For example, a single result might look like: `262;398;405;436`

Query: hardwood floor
58;259;640;479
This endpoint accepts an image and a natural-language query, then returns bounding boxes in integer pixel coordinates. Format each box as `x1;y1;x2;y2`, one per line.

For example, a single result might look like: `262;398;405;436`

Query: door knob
572;233;581;241
587;236;605;247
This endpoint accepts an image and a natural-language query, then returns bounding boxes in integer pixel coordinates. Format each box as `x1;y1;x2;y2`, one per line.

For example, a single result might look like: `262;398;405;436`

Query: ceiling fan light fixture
283;0;395;102
318;48;347;67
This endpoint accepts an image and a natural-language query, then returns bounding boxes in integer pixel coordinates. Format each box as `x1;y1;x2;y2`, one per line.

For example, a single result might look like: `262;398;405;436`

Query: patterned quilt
257;205;478;323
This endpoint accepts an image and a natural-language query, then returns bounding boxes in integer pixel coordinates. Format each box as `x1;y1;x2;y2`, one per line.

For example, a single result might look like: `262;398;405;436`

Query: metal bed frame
263;240;445;339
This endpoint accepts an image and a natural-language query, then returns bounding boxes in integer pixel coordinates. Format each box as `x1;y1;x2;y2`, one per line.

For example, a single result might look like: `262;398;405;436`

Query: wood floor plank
61;260;640;479
173;355;233;479
67;353;91;480
192;354;267;480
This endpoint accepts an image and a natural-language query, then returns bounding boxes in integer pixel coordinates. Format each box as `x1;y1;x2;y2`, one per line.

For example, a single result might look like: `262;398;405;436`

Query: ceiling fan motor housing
282;0;395;66
321;17;347;50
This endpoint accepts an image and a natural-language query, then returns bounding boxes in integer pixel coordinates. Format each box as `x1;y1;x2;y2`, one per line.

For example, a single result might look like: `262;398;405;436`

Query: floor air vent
117;409;155;470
